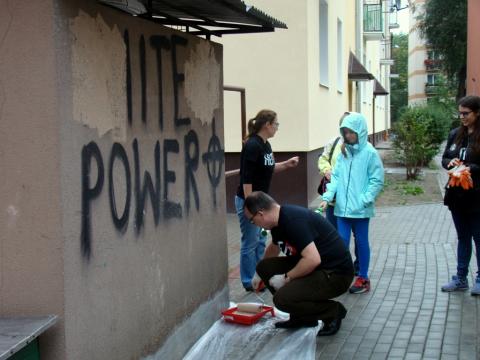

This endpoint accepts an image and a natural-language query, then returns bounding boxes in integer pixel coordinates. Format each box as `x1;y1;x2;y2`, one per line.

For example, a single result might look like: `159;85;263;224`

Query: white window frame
337;18;343;92
319;0;329;87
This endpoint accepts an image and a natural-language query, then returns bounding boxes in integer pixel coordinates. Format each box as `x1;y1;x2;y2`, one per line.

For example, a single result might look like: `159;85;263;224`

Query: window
319;0;329;86
337;18;343;92
427;74;437;85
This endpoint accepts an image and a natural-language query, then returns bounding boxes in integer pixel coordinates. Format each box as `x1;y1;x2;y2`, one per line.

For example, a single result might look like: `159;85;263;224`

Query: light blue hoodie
322;112;384;218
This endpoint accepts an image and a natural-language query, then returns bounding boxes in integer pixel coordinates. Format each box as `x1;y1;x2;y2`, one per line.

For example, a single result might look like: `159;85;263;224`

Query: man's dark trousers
257;257;353;322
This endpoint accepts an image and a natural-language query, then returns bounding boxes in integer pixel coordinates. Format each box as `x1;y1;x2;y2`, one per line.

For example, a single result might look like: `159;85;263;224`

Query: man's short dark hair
244;191;277;214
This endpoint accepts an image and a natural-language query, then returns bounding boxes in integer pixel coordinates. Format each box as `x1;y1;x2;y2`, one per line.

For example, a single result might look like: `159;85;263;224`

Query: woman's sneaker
471;277;480;296
441;275;469;292
349;277;370;294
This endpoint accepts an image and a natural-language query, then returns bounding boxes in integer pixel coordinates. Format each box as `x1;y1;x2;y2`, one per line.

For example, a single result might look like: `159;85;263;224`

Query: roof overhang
348;52;374;81
98;0;287;38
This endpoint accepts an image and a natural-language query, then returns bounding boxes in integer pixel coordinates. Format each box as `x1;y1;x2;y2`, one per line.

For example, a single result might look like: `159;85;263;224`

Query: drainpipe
356;0;362;112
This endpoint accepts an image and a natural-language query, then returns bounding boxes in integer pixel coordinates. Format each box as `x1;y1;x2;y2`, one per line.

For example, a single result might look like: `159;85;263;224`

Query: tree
390;33;408;122
418;0;467;100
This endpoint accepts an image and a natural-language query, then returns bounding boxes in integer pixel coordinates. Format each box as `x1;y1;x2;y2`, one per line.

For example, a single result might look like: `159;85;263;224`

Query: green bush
392;104;452;179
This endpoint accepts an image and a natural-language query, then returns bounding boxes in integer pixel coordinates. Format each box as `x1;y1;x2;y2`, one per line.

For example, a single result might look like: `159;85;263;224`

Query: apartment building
220;0;394;210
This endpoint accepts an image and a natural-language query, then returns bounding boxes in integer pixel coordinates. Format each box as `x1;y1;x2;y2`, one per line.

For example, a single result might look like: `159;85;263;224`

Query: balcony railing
424;59;442;72
425;84;439;96
364;4;383;39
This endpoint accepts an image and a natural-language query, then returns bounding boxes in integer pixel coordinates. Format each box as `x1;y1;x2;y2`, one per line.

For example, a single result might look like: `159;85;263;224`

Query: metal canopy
99;0;287;38
348;52;374;81
373;79;389;96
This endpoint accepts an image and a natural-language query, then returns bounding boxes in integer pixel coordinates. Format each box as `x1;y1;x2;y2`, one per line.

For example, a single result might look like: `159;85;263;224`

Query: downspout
355;0;362;112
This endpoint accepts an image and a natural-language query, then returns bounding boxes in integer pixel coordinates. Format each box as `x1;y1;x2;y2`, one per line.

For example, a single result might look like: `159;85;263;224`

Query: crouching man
245;191;354;336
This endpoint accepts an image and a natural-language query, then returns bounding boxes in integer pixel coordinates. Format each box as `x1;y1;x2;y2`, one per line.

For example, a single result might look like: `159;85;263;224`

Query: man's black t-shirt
237;135;275;199
271;205;354;275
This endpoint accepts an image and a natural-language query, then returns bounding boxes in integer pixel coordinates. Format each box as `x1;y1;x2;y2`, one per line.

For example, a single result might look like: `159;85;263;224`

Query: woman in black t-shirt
235;109;299;291
441;96;480;295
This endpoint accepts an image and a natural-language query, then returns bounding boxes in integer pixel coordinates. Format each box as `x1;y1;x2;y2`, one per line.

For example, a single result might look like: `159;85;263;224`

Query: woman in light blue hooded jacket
319;112;384;294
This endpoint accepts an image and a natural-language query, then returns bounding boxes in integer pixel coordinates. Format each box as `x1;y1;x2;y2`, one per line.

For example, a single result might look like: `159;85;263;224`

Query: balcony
424;59;442;72
425;83;439;96
364;3;384;41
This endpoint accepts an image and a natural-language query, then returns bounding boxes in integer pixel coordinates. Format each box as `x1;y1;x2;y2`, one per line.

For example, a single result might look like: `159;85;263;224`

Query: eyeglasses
271;122;280;128
459;111;472;118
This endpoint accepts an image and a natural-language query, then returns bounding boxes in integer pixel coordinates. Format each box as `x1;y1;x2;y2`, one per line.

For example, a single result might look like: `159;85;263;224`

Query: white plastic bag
183;306;321;360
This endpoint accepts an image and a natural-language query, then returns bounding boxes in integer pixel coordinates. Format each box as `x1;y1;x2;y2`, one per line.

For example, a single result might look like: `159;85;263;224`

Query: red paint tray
221;305;275;325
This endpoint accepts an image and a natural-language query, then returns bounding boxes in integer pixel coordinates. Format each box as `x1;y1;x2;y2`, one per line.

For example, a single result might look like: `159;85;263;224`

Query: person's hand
319;201;328;211
252;273;265;292
286;156;299;168
324;170;332;181
448;158;461;168
269;274;287;290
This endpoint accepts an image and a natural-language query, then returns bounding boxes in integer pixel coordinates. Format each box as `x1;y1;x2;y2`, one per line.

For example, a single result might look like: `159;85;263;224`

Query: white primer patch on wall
70;11;127;140
184;42;221;125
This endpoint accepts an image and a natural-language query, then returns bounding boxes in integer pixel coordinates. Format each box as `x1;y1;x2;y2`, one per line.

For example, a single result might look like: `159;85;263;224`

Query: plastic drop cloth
183;304;321;360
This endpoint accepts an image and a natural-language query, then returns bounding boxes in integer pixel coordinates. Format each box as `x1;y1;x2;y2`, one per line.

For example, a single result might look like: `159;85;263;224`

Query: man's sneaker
349;277;370;294
471;277;480;296
441;275;469;292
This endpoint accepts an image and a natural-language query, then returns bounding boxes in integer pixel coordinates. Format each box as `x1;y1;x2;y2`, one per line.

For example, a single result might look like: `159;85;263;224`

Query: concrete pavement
226;152;479;359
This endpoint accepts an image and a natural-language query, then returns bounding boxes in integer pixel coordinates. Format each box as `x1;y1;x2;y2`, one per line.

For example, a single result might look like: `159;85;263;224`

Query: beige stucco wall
306;0;352;149
408;0;428;104
363;39;388;136
221;0;389;153
1;1;228;359
220;0;309;152
0;1;65;358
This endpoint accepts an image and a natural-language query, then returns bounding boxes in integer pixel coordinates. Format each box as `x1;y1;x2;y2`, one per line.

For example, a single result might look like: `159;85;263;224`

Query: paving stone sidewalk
226;148;480;359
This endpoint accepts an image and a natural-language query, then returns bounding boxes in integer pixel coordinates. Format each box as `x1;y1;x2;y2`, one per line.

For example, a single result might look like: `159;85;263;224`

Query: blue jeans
451;210;480;278
235;196;267;288
337;217;370;279
327;207;359;274
325;205;337;229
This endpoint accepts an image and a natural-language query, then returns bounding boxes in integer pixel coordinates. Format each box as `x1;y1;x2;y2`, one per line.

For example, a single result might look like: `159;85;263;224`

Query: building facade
221;0;393;211
407;0;443;104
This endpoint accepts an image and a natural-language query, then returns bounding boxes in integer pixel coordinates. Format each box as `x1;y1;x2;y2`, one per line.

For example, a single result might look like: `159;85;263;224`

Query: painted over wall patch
184;42;221;126
70;11;127;140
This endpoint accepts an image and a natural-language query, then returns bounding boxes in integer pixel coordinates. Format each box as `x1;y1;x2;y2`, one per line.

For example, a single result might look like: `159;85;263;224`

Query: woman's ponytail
245;109;277;140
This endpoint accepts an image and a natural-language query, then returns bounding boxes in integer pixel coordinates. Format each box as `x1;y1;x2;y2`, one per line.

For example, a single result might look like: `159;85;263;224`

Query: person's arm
242;184;253;199
361;151;385;207
274;156;299;173
318;141;334;177
468;163;480;174
321;157;341;204
442;130;459;170
284;242;321;280
263;242;281;259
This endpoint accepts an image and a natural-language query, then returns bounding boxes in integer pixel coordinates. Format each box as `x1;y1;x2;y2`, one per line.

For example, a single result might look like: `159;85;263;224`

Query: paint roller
233;302;263;315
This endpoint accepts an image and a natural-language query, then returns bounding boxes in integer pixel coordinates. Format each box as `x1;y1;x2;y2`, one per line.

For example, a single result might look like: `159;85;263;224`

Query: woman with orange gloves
441;96;480;295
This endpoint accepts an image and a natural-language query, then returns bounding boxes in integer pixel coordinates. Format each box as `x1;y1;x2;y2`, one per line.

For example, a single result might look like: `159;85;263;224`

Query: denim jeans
337;217;370;279
451;210;480;278
328;207;359;274
325;205;337;229
235;196;267;288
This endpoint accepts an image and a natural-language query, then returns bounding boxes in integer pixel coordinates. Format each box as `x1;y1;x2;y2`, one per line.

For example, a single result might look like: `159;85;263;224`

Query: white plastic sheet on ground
183;305;321;360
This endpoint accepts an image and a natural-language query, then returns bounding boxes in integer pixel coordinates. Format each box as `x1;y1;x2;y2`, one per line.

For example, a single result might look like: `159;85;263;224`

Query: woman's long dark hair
456;95;480;154
245;109;277;141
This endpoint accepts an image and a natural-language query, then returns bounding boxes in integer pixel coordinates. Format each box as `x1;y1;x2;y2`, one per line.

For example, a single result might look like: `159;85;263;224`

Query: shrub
392;104;452;179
